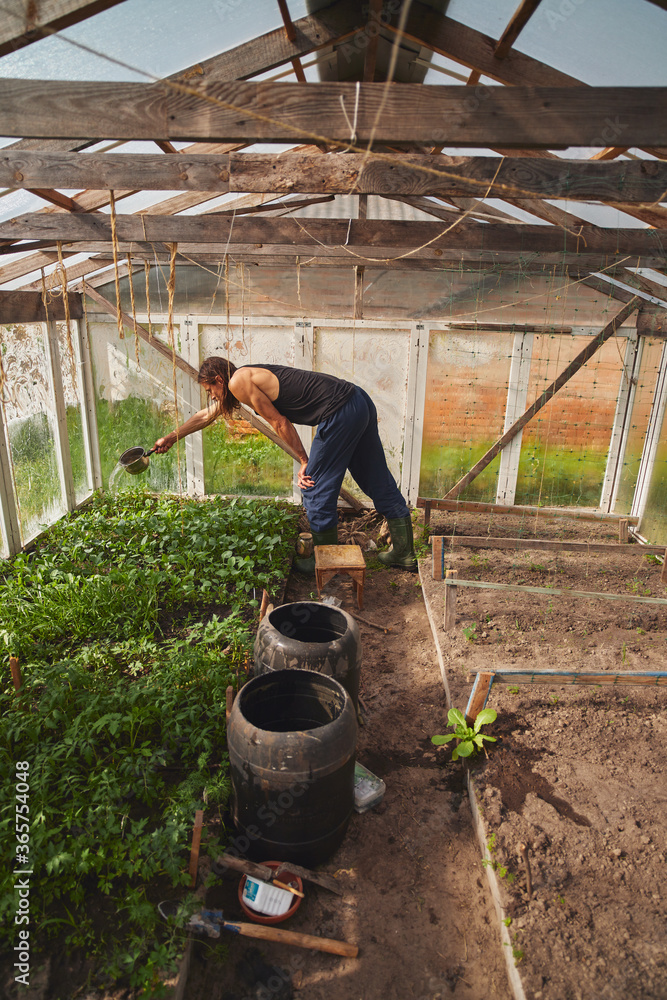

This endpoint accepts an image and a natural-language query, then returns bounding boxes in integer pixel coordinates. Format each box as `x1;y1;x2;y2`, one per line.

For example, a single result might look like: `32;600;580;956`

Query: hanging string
167;242;183;497
143;260;153;341
296;255;303;312
108;190;124;340
225;254;231;351
54;242;77;386
239;261;247;352
126;254;141;366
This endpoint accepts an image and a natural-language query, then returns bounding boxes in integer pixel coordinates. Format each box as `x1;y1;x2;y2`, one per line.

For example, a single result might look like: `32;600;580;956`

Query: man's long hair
197;357;238;417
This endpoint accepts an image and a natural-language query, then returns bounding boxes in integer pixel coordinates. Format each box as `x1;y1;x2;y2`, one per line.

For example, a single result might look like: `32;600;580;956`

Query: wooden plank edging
430;535;667;556
444;577;667;606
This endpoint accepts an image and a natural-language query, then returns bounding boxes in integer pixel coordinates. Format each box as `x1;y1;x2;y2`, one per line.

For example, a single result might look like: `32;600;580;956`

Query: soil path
188;556;513;1000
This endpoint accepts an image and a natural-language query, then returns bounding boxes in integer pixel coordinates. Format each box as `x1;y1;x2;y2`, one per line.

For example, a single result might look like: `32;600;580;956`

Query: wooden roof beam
2;214;663;258
4;151;665;203
494;0;544;60
1;81;665;147
70;252;609;277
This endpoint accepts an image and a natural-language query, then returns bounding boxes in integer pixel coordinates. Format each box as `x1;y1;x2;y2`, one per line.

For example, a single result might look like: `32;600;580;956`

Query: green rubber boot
377;516;418;571
294;527;338;574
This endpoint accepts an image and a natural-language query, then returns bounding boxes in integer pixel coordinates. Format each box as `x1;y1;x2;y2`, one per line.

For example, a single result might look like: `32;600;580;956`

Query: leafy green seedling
462;622;478;642
508;685;520;695
431;707;497;760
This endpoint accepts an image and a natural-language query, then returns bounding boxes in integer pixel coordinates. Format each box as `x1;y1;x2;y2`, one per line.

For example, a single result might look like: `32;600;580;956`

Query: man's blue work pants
302;386;409;533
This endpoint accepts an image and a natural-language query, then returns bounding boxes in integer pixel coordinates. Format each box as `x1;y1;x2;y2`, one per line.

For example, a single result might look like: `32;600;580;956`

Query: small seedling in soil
462;621;478;642
431;707;497;760
508;686;520;695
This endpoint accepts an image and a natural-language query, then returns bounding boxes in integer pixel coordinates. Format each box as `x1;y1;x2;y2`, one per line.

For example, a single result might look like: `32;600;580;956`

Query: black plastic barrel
227;669;357;866
253;601;362;708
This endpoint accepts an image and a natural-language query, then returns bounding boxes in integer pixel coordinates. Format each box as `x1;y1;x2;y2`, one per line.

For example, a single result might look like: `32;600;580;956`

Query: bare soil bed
421;509;667;1000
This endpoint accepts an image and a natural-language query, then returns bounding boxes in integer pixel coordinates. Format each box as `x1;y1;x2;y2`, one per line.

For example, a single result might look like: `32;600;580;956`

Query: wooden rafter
494;0;544;59
0;81;665;147
276;0;307;81
2;215;664;258
76;254;597;278
392;1;580;87
2;151;666;204
363;0;384;82
27;188;86;212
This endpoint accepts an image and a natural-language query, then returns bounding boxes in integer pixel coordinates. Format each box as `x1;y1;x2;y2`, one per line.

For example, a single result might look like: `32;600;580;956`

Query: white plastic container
354;761;386;813
241;876;293;917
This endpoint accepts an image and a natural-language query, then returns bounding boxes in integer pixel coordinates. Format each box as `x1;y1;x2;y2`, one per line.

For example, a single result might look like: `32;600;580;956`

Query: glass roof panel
0;0;290;81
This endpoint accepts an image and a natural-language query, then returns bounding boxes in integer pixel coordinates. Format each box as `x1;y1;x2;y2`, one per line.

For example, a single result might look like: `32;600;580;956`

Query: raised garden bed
421;510;667;1000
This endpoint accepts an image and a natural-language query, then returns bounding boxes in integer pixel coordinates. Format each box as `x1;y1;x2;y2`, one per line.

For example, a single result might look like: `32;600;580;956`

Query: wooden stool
314;544;366;610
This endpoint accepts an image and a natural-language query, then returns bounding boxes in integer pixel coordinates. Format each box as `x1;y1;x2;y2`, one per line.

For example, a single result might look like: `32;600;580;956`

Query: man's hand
154;433;176;454
298;461;315;490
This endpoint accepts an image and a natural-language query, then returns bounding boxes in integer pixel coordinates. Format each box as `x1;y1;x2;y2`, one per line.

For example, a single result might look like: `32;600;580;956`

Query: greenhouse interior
1;1;667;999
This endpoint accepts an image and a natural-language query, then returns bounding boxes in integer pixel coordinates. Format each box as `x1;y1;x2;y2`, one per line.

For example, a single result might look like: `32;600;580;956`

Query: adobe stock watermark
546;0;588;31
590;116;628;150
215;775;312;870
14;760;32;988
238;950;307;1000
338;0;401;65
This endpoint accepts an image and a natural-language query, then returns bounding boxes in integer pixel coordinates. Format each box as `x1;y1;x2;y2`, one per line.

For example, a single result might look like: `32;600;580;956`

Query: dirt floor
185;517;514;1000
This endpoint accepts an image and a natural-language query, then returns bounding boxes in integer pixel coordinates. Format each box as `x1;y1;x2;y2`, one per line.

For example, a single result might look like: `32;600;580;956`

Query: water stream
108;462;125;491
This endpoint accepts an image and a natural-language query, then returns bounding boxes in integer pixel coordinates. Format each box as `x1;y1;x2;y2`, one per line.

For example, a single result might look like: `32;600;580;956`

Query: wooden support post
189;810;204;887
423;500;432;529
444;569;458;631
9;656;22;693
465;671;495;725
662;550;667;588
619;518;629;543
259;589;270;621
431;534;444;580
225;685;234;724
354;265;364;320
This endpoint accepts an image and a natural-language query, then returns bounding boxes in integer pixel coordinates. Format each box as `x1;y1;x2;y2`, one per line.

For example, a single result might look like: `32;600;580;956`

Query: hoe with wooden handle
220;915;358;957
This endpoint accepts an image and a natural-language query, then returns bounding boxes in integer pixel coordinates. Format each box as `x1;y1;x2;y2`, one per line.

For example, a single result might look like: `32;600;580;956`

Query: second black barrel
253;601;361;708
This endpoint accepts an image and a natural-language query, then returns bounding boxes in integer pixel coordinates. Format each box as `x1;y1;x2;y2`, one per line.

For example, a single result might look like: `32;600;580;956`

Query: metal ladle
118;446;157;476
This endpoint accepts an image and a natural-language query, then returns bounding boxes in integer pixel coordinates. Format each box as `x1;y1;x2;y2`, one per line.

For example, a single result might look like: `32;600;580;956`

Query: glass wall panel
515;333;627;507
0;506;7;558
88;322;187;493
314;326;410;501
613;339;664;514
0;322;65;542
419;329;512;501
56;321;92;504
638;391;667;544
199;322;293;496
